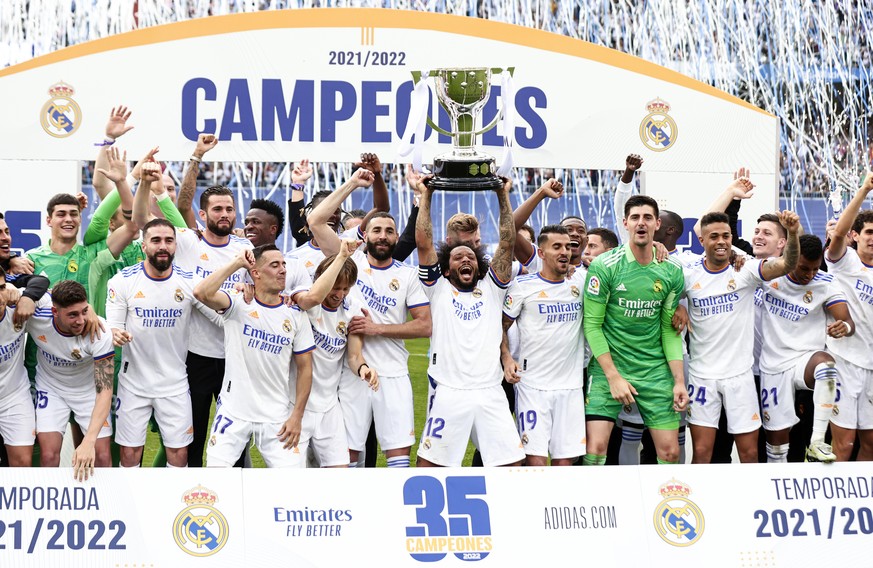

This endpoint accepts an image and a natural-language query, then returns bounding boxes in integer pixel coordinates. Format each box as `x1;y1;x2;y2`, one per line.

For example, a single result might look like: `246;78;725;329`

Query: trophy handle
472;67;515;135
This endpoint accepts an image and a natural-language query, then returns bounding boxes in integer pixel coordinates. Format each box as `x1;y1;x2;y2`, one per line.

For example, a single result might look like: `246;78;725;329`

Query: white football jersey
825;248;873;368
423;267;508;389
683;258;765;379
282;256;314;296
503;270;587;390
759;272;846;373
285;242;326;280
173;229;254;359
106;263;214;398
0;296;51;400
218;293;315;422
27;313;114;396
303;289;365;412
352;251;428;377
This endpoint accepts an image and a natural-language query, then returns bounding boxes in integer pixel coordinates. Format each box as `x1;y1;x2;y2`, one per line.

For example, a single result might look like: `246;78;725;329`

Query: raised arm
131;148;160;230
760;210;801;280
357;153;390;232
828;172;873;261
308;168;375;257
93;106;135;199
294;239;358;311
193;249;252;311
415;174;438;267
693;168;755;237
288;159;312;246
511;178;563;264
178;134;218;221
614;154;643;243
98;147;139;257
490;177;516;284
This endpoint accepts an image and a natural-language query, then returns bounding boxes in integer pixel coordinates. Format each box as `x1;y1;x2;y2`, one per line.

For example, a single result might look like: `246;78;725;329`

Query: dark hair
343;209;367;220
252;244;280;264
587;227;619;249
51;280;88;308
536;224;569;247
700;212;730;230
852;210;873;234
249;199;285;238
0;211;4;220
303;190;334;220
624;195;659;218
436;241;489;279
519;224;535;243
368;211;396;224
559;215;587;231
757;213;787;238
314;254;359;287
142;217;176;238
799;234;824;262
661;209;685;232
199;185;234;211
46;193;80;216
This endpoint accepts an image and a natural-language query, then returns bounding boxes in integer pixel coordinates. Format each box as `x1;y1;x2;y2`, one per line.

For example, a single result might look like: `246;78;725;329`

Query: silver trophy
411;67;514;191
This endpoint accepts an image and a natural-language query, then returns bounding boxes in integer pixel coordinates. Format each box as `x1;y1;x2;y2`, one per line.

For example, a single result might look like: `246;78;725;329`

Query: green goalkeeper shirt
583;244;685;380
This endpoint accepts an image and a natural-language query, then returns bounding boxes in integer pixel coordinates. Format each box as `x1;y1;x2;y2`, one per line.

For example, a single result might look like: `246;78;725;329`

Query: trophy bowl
412;67;514;191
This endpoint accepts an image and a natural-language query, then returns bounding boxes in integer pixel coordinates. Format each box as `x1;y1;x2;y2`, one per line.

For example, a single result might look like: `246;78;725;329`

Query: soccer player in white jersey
194;245;318;468
291;250;381;467
825;173;873;461
684;211;800;463
414;175;525;468
759;234;853;463
0;269;51;466
107;218;218;468
27;280;114;478
171;179;255;467
310;191;431;468
501;225;587;465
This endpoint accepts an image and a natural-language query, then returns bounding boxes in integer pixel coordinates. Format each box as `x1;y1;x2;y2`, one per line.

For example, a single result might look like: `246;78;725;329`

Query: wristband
290;183;304;191
357;363;369;376
93;137;115;147
844;321;853;335
189;155;202;163
154;191;170;202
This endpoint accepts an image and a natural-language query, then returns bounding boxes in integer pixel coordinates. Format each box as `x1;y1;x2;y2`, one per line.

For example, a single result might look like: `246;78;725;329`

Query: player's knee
95;447;112;467
524;455;548;466
166;447;188;467
658;446;680;463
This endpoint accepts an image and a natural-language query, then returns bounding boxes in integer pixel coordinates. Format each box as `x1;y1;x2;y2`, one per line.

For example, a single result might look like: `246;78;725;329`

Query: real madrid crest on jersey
389;278;400;292
336;321;347;336
570;285;580;297
173;485;229;557
727;278;737;292
283;319;292;333
70;349;82;360
67;259;79;273
174;288;184;303
472;287;483;298
639;98;677;152
653;279;663;293
803;290;813;303
41;81;82;138
653;478;704;547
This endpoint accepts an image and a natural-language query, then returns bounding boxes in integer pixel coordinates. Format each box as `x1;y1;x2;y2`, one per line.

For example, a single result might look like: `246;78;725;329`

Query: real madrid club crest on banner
40;81;81;138
173;485;230;557
652;478;704;547
639;98;677;152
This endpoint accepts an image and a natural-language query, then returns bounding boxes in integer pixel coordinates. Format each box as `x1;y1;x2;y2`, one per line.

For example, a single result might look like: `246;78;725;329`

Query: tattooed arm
760;210;801;280
71;355;114;480
490;177;516;284
415;175;438;267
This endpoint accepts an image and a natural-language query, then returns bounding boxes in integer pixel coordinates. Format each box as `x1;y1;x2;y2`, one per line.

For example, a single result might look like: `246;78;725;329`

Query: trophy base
429;156;502;192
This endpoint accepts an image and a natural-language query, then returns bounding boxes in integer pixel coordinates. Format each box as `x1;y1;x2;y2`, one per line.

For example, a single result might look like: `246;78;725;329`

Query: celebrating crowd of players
1;107;872;479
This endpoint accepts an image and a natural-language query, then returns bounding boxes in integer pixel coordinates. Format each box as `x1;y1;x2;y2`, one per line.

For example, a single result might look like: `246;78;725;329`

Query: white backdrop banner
0;464;870;566
0;9;778;174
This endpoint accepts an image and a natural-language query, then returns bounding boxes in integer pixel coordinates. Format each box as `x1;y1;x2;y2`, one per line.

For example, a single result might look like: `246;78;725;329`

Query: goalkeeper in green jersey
583;195;688;465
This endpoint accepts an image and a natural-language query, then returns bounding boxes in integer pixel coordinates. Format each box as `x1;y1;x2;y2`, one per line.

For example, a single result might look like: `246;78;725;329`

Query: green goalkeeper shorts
585;374;680;430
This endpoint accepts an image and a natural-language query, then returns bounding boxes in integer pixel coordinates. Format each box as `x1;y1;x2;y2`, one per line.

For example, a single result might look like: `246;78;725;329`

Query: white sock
766;442;789;463
811;362;838;445
166;462;186;468
386;455;410;468
619;423;644;465
119;463;140;468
